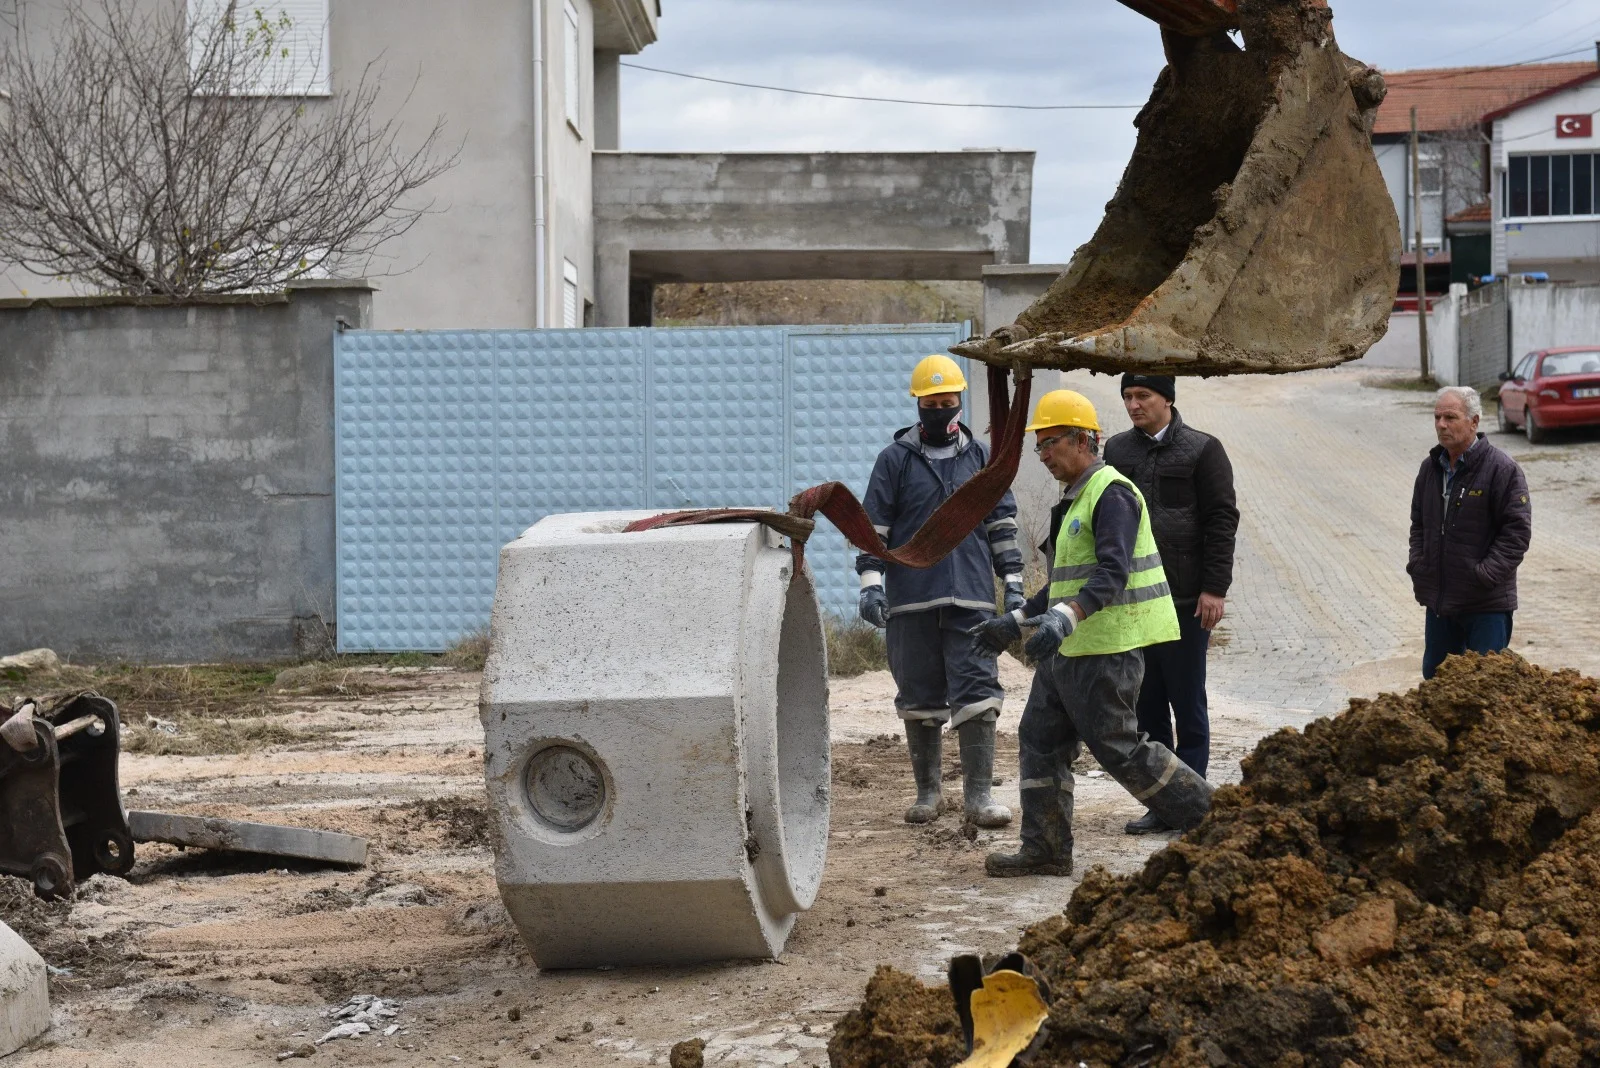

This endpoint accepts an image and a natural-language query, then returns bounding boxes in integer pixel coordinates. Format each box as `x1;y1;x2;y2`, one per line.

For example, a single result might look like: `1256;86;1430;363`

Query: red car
1498;346;1600;443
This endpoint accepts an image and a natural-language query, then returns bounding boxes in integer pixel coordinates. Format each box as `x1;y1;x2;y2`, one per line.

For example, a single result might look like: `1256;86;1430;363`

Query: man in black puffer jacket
1103;374;1238;834
1409;386;1532;679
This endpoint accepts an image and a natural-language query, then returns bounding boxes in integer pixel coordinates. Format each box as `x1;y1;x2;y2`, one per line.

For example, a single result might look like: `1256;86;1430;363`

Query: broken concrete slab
127;811;367;866
0;921;50;1055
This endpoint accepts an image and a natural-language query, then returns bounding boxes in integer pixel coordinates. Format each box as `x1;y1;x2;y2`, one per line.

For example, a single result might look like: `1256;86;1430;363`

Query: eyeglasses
1033;433;1067;455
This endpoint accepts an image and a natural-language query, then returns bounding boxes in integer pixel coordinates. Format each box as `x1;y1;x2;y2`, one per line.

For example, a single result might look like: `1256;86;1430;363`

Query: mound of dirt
828;654;1600;1067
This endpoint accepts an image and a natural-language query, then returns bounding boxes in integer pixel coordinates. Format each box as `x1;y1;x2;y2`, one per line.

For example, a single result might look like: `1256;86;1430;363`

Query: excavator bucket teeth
955;0;1400;377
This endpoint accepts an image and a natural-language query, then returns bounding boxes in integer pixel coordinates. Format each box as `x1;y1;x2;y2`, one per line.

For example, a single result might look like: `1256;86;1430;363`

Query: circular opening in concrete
774;567;830;909
524;744;607;832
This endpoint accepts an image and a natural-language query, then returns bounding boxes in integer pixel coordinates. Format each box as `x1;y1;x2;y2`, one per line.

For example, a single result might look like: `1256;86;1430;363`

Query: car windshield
1542;351;1600;377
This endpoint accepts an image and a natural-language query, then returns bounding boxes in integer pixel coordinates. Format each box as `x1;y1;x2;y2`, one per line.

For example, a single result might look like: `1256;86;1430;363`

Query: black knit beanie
1120;374;1176;403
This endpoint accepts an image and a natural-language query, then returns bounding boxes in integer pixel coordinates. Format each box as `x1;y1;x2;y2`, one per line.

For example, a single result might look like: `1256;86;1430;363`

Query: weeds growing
826;616;888;678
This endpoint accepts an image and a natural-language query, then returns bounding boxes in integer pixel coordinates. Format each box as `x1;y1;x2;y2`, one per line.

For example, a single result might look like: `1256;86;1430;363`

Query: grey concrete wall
594;151;1035;326
966;264;1065;580
0;283;370;663
594;50;621;151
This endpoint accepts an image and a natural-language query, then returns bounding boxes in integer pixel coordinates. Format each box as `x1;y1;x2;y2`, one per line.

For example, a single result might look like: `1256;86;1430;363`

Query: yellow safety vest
1048;465;1180;656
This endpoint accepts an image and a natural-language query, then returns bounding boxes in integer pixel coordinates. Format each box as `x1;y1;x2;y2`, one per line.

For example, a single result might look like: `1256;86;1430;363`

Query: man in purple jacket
1408;386;1532;679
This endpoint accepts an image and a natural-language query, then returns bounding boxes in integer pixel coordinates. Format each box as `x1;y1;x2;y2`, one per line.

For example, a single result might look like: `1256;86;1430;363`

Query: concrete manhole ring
524;744;606;832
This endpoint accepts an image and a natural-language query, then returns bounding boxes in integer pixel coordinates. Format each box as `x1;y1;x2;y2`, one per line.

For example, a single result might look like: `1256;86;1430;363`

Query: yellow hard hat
909;354;968;398
1026;389;1101;433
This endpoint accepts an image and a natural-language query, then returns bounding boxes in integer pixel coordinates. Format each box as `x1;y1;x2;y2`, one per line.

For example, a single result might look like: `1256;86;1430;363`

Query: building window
1507;153;1599;218
562;259;580;328
1417;146;1442;196
188;0;330;96
563;0;582;134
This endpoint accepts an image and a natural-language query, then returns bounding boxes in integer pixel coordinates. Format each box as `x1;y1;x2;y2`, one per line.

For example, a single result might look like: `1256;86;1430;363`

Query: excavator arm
1116;0;1238;36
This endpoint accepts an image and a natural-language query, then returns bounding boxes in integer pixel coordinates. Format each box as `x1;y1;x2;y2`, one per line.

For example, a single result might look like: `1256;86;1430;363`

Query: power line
1423;0;1586;65
618;62;1144;111
1389;46;1595;90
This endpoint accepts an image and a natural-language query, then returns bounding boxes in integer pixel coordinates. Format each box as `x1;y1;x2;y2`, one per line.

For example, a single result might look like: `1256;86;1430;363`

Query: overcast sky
619;0;1600;263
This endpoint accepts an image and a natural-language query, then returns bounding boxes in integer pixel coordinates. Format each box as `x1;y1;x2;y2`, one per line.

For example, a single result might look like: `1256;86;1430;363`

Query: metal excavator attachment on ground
954;0;1400;376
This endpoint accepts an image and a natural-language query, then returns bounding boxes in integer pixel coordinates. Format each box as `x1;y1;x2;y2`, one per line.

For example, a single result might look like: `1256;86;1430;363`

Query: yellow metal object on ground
955;969;1049;1068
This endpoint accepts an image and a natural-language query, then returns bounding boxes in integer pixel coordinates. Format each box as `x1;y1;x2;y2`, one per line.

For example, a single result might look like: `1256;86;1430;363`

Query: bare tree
1430;119;1491;221
0;0;456;296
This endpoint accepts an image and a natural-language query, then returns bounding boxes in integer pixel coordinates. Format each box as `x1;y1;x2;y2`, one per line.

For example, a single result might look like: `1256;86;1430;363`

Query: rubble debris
325;993;400;1026
128;811;368;866
0;650;60;674
275;1044;315;1061
829;655;1600;1067
0;920;51;1056
315;1021;368;1044
668;1036;706;1068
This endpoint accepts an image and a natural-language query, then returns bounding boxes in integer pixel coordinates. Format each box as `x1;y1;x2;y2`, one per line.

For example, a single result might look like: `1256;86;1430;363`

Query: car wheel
1497;400;1511;433
1525;408;1547;444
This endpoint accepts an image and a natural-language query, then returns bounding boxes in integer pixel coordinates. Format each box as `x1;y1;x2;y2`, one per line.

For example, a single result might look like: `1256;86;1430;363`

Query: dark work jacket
1103;408;1239;608
855;425;1022;616
1408;434;1532;615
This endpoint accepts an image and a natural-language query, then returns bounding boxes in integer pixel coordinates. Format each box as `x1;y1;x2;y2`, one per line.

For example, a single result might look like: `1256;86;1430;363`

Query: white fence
1428;280;1600;387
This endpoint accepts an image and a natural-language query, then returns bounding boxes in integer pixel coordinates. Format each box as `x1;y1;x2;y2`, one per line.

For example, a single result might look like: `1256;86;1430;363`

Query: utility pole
1411;106;1431;382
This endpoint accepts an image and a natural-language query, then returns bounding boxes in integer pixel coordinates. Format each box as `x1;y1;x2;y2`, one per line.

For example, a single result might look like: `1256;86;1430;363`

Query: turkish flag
1556;114;1593;138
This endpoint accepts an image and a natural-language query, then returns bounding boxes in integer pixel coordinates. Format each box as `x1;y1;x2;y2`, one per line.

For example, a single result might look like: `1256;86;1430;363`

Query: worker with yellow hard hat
968;388;1214;877
856;354;1025;829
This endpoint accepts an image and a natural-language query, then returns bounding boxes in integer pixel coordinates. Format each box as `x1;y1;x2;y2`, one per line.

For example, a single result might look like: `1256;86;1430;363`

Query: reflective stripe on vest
1047;466;1181;656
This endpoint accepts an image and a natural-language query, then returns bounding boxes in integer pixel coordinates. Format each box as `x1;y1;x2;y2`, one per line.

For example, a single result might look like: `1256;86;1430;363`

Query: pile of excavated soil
828;654;1600;1068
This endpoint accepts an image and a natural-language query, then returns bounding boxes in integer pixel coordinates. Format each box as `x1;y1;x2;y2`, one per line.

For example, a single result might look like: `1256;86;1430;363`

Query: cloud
621;0;1600;262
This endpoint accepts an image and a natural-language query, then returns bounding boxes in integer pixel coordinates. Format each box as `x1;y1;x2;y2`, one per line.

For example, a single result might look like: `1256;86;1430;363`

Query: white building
1;2;1033;329
1;0;660;329
1487;68;1600;283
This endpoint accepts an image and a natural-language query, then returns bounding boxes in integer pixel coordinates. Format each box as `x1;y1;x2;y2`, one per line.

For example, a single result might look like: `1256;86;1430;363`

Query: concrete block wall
0;283;371;662
1510;282;1600;358
594;150;1035;326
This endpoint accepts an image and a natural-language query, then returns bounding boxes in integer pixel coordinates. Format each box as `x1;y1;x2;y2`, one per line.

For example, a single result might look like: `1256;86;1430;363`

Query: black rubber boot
956;718;1011;828
1124;810;1171;835
985;847;1072;878
986;776;1072;877
903;721;943;823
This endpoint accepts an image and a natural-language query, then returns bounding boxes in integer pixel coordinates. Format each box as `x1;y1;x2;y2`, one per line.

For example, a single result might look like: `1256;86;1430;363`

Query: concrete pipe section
480;512;831;967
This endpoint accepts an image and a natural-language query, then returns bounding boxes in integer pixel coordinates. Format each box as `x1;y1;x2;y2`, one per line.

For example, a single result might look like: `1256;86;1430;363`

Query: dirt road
11;368;1600;1067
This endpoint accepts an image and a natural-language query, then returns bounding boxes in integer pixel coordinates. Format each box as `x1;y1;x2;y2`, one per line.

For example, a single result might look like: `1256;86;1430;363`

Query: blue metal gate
335;324;970;651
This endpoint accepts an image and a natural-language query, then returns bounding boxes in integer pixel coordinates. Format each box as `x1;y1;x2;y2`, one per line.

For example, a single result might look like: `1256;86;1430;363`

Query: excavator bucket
954;0;1400;376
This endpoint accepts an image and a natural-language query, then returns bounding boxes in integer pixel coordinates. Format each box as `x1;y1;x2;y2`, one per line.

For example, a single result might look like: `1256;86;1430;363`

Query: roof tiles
1372;62;1597;136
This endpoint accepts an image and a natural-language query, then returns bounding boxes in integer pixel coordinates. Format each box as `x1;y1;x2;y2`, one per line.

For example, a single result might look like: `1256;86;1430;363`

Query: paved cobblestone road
1054;366;1600;766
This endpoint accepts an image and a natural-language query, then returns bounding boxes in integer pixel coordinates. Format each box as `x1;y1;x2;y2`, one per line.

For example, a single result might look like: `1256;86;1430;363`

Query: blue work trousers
1134;608;1211;779
886;605;1003;727
1423;610;1513;680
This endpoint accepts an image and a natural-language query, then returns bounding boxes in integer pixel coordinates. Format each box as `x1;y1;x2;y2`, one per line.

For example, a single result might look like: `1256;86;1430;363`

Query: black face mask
918;405;961;446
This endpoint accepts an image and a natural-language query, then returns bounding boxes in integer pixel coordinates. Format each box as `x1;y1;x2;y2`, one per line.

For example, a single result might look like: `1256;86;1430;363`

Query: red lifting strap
625;366;1033;581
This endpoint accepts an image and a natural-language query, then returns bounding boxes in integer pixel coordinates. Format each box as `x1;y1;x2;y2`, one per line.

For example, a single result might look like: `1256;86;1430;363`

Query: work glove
968;611;1022;657
1022;604;1077;661
858;584;890;629
1002;577;1026;615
